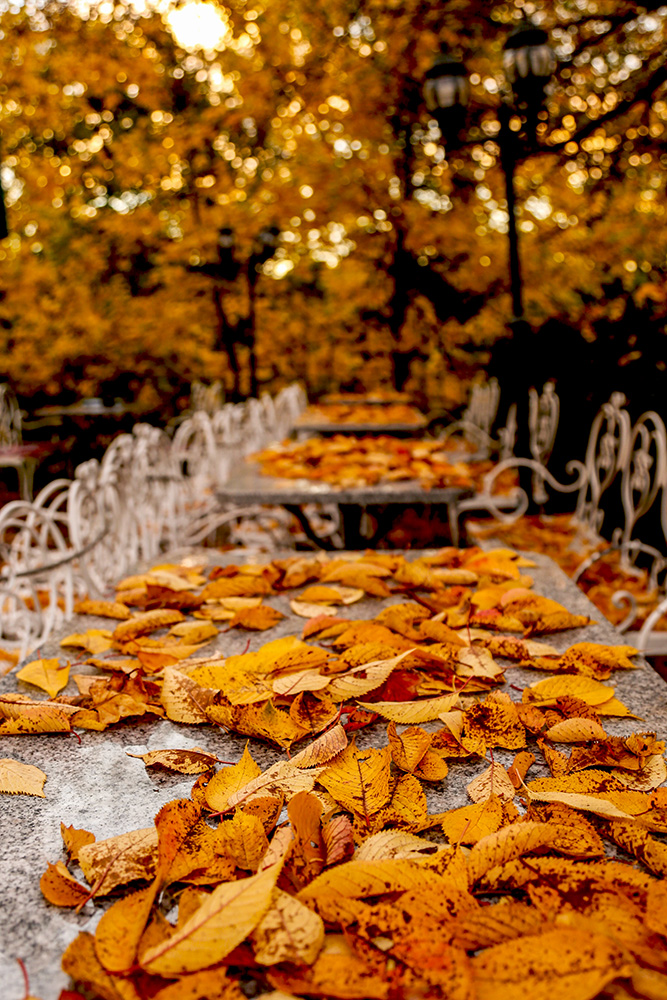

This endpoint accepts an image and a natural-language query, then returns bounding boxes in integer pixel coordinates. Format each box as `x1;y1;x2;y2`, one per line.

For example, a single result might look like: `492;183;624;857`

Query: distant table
293;402;429;439
215;458;471;548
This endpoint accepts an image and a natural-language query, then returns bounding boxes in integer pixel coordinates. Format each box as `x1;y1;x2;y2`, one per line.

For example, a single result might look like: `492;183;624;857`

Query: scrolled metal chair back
529;381;560;504
617;410;667;550
575;391;631;535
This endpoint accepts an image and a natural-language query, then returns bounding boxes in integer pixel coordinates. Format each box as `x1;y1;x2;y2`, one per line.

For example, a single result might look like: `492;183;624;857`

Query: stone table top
215;457;469;507
1;548;665;999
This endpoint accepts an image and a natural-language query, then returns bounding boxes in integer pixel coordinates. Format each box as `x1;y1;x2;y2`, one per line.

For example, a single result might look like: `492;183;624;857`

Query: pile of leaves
469;515;667;633
251;436;516;493
297;403;427;426
3;546;667;999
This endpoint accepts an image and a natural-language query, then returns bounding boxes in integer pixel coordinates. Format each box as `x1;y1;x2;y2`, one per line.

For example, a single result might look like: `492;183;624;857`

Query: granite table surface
1;547;666;999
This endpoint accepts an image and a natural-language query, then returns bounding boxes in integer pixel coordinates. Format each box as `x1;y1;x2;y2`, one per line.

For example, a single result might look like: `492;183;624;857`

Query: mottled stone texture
0;548;664;999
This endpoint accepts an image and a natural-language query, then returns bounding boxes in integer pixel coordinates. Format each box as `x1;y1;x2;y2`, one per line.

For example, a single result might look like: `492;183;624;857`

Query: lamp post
423;25;556;325
423;25;555;507
246;226;280;397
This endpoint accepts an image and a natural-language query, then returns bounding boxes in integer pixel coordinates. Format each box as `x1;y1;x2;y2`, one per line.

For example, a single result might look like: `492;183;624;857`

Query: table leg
284;505;342;551
338;504;371;549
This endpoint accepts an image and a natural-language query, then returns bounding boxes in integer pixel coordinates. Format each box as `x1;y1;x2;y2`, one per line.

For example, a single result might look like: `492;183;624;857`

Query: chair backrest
529;381;560;504
574;391;632;536
465;378;500;441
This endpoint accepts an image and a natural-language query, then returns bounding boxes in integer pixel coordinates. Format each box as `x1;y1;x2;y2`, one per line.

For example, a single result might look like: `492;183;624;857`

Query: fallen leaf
113;609;186;643
470;927;630;1000
205;745;263;814
161;668;215;725
126;748;218;774
78;827;158;896
60;629;114;653
229;606;285;631
74;599;131;620
61;823;95;860
544;718;608;742
467;762;515;803
252;889;325;965
40;860;90;907
140;862;282;976
356;693;459;723
16;658;70;698
318;744;392;825
325;650;413;701
0;758;47;796
354;830;440;862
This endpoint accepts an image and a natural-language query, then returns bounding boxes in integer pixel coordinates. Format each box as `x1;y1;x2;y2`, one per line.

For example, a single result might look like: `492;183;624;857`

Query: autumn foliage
2;2;667;410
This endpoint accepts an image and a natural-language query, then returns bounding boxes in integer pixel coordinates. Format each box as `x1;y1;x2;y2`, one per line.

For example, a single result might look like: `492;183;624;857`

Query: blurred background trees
0;0;666;417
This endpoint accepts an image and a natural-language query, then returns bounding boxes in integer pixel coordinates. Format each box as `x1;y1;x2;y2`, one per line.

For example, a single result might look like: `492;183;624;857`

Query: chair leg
18;460;36;501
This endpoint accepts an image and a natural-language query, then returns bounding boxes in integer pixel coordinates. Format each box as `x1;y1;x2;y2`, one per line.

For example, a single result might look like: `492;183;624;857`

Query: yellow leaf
252;889;325;966
161;668;215;725
613;753;667;791
204;745;262;814
40;860;90;907
354;830;440;862
0;758;47;796
325;649;413;701
113;609;185;643
524;676;614;707
387;721;432;772
16;658;70;697
318;744;392;822
439;796;506;845
526;789;638;820
78;827;158;896
225;760;326;811
470;927;630;1000
290;599;337;618
60;629;114;653
217;811;268;871
298;857;452;902
94;884;159;972
140;862;282;976
467;762;515;803
289;724;348;767
356;693;459;723
467;820;602;884
544;718;608;742
126;748;218;774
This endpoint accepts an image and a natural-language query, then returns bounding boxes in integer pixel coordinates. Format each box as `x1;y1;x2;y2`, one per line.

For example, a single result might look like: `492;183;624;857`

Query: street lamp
423;24;556;322
216;226;240;282
423;24;556;506
423;50;469;143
